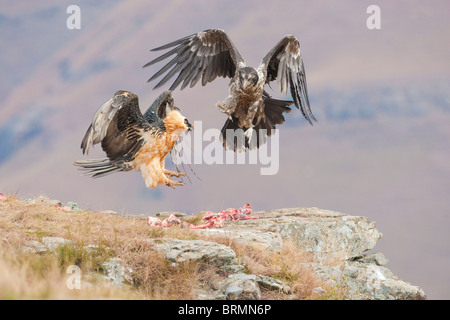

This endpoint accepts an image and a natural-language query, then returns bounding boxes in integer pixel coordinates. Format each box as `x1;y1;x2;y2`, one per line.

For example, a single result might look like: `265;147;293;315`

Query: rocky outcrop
148;239;236;267
197;207;382;262
18;206;426;300
22;236;72;254
101;257;133;289
21;237;134;290
312;258;426;300
186;207;426;300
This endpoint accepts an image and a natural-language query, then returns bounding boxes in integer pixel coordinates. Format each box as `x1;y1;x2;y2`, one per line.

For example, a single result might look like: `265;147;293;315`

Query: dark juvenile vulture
74;90;192;189
143;28;315;151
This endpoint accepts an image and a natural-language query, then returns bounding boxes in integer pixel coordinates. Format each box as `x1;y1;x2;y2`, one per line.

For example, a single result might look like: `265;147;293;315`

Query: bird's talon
166;179;184;188
163;169;186;178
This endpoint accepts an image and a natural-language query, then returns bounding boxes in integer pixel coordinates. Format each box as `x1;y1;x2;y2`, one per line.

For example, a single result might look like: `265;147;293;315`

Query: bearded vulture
143;29;315;151
74;90;193;189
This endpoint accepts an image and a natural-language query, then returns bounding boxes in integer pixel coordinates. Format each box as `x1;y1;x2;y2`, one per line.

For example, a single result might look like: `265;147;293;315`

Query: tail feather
220;93;293;151
80;124;94;155
220;116;246;152
73;158;130;178
263;94;293;129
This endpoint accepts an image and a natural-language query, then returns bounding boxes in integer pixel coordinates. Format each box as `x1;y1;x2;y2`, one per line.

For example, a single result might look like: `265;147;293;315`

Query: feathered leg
160;158;184;188
216;95;236;120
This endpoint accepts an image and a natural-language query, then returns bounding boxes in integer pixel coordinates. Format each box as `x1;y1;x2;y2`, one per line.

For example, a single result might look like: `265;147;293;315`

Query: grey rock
221;264;245;273
21;240;48;254
223;273;261;300
375;278;426;300
354;252;389;266
272;208;382;261
311;263;342;285
312;260;426;300
41;237;72;251
197;228;283;251
225;285;243;299
101;257;133;289
149;238;236;267
256;275;291;293
22;237;72;254
195;207;382;262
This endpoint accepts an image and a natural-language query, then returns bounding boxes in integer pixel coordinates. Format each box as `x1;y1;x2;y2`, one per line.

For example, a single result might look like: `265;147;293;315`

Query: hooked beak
242;76;257;89
186;120;193;131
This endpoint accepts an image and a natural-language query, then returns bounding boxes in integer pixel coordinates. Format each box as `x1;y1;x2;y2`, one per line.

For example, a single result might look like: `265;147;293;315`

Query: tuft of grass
183;212;206;225
0;248;140;300
313;279;352;300
118;240;200;299
56;242;113;274
202;234;320;299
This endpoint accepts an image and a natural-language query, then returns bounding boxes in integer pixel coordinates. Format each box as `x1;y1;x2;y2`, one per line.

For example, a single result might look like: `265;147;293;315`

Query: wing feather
180;57;202;90
144;29;244;90
261;36;316;124
80;91;157;162
142;90;179;122
81;91;134;155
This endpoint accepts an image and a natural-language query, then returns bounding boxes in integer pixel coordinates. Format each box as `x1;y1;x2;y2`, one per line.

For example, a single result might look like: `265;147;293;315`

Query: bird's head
238;67;259;90
183;117;193;132
164;110;193;141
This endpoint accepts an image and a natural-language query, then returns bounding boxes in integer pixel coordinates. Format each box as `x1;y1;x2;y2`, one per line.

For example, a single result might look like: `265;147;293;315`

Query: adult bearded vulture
74;90;193;189
143;29;316;151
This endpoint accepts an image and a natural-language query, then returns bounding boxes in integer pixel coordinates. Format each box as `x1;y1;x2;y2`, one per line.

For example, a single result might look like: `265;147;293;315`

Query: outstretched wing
80;91;150;161
143;90;179;125
261;35;316;125
144;29;244;91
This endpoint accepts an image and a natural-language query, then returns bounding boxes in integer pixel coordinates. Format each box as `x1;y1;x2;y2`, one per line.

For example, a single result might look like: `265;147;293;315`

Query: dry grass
0;250;141;299
204;235;320;299
0;194;201;299
0;194;344;300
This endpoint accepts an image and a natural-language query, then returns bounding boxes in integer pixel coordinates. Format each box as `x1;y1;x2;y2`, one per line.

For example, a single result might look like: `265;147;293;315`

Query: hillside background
0;0;449;299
